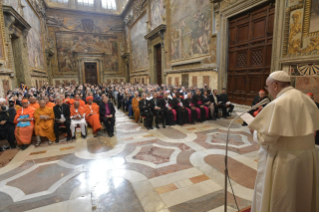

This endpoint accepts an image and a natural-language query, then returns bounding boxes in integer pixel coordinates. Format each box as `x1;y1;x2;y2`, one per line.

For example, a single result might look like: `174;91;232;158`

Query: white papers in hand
236;112;254;125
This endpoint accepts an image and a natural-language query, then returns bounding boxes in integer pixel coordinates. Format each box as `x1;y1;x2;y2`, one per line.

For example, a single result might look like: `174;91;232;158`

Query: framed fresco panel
130;13;149;72
170;0;211;62
55;32;119;73
150;0;165;30
21;0;46;71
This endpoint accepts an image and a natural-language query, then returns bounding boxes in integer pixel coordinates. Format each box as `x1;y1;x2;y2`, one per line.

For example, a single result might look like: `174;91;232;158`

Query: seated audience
29;97;40;110
70;101;86;139
150;92;165;128
162;92;174;126
44;96;55;108
14;99;35;150
34;100;56;146
0;99;16;149
172;92;188;125
99;96;115;137
139;93;153;130
218;88;234;118
84;96;102;137
183;92;197;124
53;97;71;142
210;89;220;120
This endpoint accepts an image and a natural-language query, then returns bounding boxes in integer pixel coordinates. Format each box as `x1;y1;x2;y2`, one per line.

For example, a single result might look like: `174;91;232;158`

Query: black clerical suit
139;99;153;129
192;95;206;122
162;98;174;125
53;103;71;142
218;93;234;117
172;97;188;125
150;98;165;127
183;98;197;124
0;107;16;148
99;101;116;134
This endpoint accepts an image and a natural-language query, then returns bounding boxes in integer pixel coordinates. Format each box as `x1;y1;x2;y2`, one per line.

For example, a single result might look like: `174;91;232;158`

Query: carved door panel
192;76;197;87
84;63;98;85
2;80;9;97
155;44;162;85
203;76;210;87
175;77;179;86
228;2;275;105
36;80;39;89
181;74;189;87
168;77;172;86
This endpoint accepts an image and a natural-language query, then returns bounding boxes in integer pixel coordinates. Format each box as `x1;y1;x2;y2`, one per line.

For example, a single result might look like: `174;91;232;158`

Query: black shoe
149;126;153;129
212;118;216;121
242;123;248;126
66;137;71;141
72;136;76;140
56;140;60;143
81;134;87;139
156;125;160;129
163;125;166;128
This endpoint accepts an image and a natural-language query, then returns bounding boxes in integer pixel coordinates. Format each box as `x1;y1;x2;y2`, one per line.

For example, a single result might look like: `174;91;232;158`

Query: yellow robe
34;106;56;141
132;97;140;123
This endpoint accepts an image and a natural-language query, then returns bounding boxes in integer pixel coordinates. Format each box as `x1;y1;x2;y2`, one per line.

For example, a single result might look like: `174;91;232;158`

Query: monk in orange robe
44;96;55;108
132;91;141;123
14;99;35;150
29;97;40;110
66;94;85;107
70;101;87;138
84;96;101;136
34;100;56;146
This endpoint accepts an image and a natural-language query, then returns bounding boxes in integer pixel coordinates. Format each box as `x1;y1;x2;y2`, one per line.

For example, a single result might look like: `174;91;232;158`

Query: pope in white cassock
249;70;319;212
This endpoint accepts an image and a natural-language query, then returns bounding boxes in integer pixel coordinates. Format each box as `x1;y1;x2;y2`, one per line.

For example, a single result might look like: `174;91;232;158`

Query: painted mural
21;0;45;71
310;0;319;33
130;14;149;72
170;0;211;61
150;0;165;30
55;33;119;72
3;0;19;14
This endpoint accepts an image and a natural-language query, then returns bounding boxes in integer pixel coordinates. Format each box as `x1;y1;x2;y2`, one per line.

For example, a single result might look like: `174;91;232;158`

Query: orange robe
84;103;101;133
70;106;86;117
14;106;35;145
34;107;56;141
132;97;141;123
46;102;56;109
67;99;86;107
30;102;40;110
15;105;21;111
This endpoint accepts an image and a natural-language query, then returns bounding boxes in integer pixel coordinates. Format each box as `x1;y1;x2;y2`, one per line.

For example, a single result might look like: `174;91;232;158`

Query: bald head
39;99;46;108
30;97;36;104
74;101;80;108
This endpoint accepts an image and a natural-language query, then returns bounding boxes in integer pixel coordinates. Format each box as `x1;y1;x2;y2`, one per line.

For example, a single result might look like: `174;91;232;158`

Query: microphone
223;97;270;212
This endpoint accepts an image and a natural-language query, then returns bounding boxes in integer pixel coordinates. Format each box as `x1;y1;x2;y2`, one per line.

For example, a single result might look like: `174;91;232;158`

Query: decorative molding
3;6;31;31
164;67;217;74
144;24;166;41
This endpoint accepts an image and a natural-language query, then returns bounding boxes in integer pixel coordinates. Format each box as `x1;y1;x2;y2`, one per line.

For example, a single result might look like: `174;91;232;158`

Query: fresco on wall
3;0;20;14
56;33;119;72
131;14;149;72
310;0;319;33
21;0;45;71
170;0;211;61
150;0;165;30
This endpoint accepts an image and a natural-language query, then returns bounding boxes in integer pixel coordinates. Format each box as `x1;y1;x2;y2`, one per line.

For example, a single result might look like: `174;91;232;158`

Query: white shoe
48;140;53;145
35;140;41;146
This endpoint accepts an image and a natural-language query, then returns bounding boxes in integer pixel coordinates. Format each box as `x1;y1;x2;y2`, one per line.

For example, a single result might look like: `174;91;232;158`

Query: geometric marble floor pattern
0;108;259;212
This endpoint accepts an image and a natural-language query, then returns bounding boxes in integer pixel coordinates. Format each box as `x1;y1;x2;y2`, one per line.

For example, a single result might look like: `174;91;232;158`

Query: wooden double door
227;2;275;105
84;63;98;85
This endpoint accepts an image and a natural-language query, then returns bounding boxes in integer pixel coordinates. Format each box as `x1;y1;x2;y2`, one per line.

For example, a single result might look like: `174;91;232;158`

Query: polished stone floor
0;108;259;212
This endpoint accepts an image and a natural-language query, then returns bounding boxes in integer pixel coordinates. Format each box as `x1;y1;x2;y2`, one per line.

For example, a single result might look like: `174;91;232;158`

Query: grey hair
55;96;62;101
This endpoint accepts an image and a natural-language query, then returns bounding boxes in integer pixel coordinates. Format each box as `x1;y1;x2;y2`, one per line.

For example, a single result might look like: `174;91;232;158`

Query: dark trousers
196;107;206;122
163;109;173;125
0;125;16;148
54;120;71;142
101;116;115;133
153;109;165;126
141;111;154;128
220;104;234;117
176;108;188;125
118;100;123;109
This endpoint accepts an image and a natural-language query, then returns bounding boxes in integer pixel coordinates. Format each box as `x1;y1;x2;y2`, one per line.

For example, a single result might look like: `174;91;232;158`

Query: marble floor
0;108;259;212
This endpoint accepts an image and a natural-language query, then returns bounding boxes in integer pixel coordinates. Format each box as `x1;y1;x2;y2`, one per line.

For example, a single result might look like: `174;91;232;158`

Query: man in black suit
139;93;153;130
172;92;188;125
218;88;234;118
150;92;165;128
99;96;115;137
53;96;71;143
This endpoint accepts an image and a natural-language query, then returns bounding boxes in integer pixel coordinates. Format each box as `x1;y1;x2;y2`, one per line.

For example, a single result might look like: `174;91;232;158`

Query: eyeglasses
264;82;274;91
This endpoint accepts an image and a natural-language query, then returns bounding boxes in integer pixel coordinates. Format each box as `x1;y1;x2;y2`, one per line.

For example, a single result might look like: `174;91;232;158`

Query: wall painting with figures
55;32;119;73
130;13;149;72
21;0;46;71
150;0;165;30
170;0;211;62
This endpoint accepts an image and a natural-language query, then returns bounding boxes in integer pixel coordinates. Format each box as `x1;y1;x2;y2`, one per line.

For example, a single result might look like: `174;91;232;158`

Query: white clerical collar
276;86;293;98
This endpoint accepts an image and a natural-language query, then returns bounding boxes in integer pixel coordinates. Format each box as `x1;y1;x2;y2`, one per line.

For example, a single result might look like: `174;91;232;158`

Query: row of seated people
0;95;115;150
119;89;235;130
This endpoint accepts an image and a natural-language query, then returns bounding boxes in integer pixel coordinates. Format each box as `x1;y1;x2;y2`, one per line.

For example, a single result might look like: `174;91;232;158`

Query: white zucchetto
269;71;291;82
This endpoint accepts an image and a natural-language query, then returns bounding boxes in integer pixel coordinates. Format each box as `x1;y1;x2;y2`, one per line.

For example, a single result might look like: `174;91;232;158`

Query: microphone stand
224;98;269;212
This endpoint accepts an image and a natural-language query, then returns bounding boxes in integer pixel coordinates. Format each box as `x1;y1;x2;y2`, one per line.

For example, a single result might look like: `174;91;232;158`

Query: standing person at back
249;71;319;212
